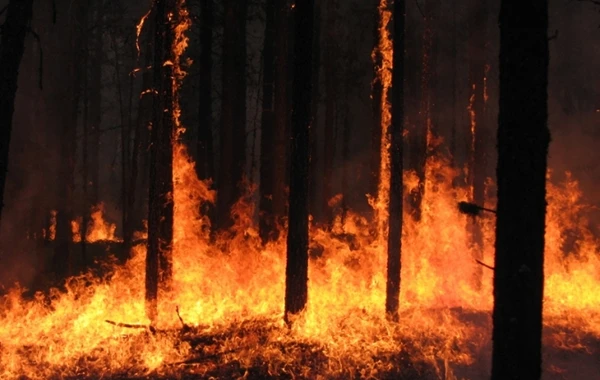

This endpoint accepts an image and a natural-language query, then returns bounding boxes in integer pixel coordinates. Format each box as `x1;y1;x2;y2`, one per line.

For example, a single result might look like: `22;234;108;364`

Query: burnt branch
476;259;495;271
457;201;497;217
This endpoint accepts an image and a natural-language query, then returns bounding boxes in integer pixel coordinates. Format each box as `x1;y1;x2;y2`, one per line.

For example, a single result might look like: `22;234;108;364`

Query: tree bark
385;0;404;321
0;0;34;224
370;4;383;206
216;0;247;232
467;0;488;289
308;1;321;226
259;0;277;244
146;0;175;322
491;1;549;378
198;0;214;182
321;0;336;228
285;0;313;322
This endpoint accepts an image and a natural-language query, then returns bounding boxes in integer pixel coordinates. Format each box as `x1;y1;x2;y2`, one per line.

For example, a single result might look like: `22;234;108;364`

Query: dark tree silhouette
491;1;549;378
197;0;214;182
385;0;404;321
467;0;489;289
216;0;247;231
370;1;383;216
321;0;336;229
146;0;175;322
285;0;314;322
0;0;34;224
309;1;321;226
259;0;277;244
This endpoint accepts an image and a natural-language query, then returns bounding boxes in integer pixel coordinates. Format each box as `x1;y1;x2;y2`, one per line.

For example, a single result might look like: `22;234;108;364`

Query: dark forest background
0;0;598;288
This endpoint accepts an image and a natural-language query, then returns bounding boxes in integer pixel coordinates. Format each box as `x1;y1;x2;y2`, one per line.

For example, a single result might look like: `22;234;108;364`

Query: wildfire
1;1;599;378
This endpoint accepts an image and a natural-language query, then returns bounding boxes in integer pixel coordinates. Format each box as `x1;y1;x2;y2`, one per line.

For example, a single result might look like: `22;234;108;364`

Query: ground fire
0;0;598;379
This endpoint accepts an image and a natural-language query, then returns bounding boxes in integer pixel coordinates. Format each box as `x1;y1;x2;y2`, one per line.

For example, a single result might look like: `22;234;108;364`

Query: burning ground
0;148;599;379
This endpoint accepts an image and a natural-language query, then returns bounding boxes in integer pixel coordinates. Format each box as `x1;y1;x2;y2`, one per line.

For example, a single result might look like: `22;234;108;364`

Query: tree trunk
467;0;488;289
216;0;247;232
54;0;86;281
408;0;433;222
370;4;383;207
308;1;321;226
321;0;336;228
259;0;277;244
385;0;404;321
273;0;291;233
0;0;34;224
285;0;314;322
491;1;549;378
146;0;175;322
198;0;214;181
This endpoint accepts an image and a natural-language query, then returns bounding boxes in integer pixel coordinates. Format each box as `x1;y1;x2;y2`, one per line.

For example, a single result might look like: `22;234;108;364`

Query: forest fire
1;148;600;378
0;0;598;378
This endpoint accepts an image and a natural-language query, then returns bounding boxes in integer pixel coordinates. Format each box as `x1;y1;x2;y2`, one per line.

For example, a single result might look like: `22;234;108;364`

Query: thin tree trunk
0;0;34;224
285;0;314;323
54;0;86;281
308;1;321;226
198;0;214;182
450;1;457;181
409;0;433;222
321;0;336;228
146;0;175;322
467;0;488;289
385;0;404;321
216;0;247;232
259;0;277;244
273;0;291;227
370;4;383;207
491;1;549;378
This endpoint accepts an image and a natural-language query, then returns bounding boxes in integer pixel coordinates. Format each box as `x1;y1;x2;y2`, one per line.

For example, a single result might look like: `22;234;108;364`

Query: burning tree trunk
321;0;336;228
285;0;314;322
491;1;549;378
259;0;277;244
146;0;175;321
216;0;247;231
385;0;404;321
197;0;214;182
0;0;34;224
370;3;383;209
467;0;488;289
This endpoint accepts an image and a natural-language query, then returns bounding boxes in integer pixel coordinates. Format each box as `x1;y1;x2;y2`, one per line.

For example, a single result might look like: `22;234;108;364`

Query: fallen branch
105;319;156;333
458;201;497;217
475;259;494;271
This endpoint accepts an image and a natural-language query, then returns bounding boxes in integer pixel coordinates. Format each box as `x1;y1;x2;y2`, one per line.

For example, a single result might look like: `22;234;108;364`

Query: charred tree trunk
0;0;34;224
408;0;433;222
54;0;86;281
146;0;175;322
491;1;549;378
308;1;321;226
370;4;383;207
216;0;247;231
285;0;313;322
321;0;336;229
259;0;277;244
385;0;404;321
196;0;215;229
198;0;214;181
467;0;488;289
449;1;457;179
273;0;291;233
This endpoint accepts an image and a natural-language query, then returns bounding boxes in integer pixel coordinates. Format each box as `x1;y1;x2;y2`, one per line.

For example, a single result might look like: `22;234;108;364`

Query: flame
1;1;599;378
